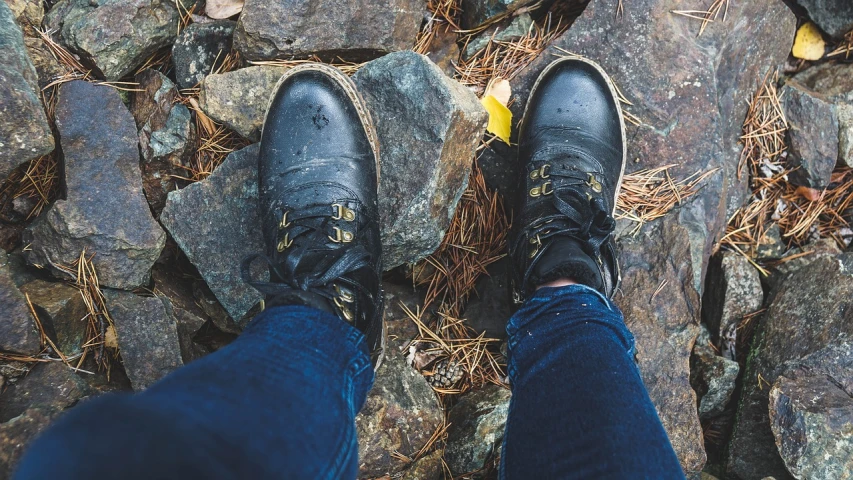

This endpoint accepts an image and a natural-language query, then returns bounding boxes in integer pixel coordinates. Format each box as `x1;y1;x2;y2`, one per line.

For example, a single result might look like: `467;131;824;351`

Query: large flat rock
161;143;265;321
233;0;426;61
0;0;54;181
23;80;166;290
503;0;795;473
615;217;705;472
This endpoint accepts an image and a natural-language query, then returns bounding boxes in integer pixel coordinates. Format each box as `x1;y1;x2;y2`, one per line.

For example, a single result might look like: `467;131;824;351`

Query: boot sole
519;56;628;216
262;64;387;372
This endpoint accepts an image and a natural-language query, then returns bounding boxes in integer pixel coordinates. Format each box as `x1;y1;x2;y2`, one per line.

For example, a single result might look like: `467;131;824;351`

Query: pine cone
426;359;463;388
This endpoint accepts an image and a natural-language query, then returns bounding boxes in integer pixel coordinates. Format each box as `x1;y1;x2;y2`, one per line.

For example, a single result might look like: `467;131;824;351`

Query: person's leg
504;57;684;478
500;285;684;479
16;63;385;480
15;305;372;480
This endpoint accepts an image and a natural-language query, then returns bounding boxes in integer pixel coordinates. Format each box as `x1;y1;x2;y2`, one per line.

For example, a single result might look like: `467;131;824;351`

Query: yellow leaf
481;95;512;144
792;22;825;60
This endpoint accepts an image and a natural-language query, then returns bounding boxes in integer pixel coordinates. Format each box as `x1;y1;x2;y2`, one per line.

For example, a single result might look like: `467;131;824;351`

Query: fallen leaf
205;0;244;19
104;325;119;350
830;170;848;184
796;185;822;201
483;78;511;107
792;22;825;61
482;94;512;144
407;341;442;371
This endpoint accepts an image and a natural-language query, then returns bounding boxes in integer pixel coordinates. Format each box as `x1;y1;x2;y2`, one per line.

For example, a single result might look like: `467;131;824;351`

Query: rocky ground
1;0;852;478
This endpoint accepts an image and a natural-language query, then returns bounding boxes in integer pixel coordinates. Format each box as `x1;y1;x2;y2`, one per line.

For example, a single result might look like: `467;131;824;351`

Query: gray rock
691;326;739;420
104;289;183;391
615;217;706;472
781;83;838;188
444;383;512;475
460;0;537;29
22;81;166;290
0;1;54;181
233;0;425;61
161;144;264;321
0;407;59;478
424;27;460;78
767;237;842;292
18;280;87;356
198;66;285;141
45;0;179;80
132;70;196;216
192;277;242;335
161;297;207;364
795;0;853;39
354;51;488;269
356;283;443;478
0;253;40;354
508;0;795;295
462;13;533;59
769;341;853;480
728;254;853;479
151;264;209;364
702;251;764;359
756;223;786;260
400;450;443;480
172;20;235;89
5;0;43;30
790;63;853;169
0;362;91;422
23;37;64;89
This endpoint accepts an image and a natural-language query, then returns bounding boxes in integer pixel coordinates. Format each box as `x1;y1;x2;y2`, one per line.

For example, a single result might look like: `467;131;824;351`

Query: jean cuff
526;283;613;310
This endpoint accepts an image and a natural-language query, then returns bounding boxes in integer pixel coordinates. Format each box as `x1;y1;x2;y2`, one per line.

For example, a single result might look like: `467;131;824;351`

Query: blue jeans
14;285;684;479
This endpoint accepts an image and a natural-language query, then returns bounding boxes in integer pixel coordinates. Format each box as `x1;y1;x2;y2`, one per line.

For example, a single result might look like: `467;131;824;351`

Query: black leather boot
244;63;385;369
509;57;626;304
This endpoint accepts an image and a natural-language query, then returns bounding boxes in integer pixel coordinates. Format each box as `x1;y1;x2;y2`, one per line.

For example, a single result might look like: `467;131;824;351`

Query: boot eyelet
333;297;355;322
528;235;542;258
529;164;550;181
541;181;553;195
332;204;356;221
329;227;354;243
277;233;293;252
279;211;291;229
588;175;603;193
334;284;355;303
529;186;541;197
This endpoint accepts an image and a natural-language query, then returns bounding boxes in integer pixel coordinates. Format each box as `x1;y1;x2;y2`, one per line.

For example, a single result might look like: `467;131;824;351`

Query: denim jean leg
500;285;685;479
14;305;374;480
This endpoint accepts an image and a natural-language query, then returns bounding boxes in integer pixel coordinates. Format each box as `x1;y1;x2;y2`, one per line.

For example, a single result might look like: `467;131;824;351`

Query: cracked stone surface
233;0;426;61
354;51;488;269
45;0;179;80
0;1;54;181
22;80;166;290
728;254;853;479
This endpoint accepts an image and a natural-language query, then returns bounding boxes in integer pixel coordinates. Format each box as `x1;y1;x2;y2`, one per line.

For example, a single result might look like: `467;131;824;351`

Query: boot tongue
531;236;603;292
